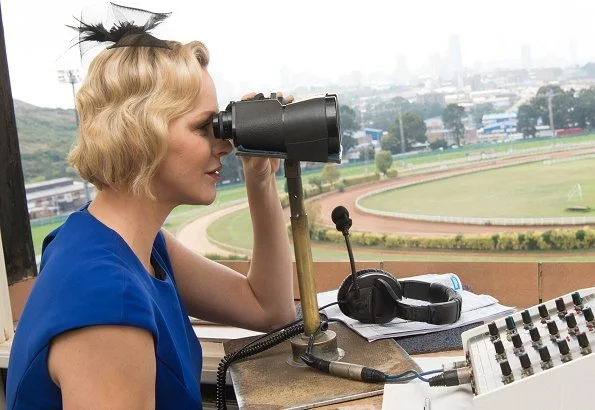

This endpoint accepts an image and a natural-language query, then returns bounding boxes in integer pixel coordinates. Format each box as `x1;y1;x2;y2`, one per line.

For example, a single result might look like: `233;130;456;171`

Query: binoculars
211;93;342;163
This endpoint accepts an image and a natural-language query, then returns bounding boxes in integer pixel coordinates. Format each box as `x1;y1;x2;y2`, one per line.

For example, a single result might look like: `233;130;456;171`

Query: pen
424;397;432;410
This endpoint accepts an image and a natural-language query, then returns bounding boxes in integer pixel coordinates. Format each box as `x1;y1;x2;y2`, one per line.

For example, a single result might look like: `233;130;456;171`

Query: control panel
461;287;595;410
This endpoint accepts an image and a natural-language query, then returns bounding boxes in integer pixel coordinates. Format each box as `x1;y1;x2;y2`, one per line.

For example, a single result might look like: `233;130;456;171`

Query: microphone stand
285;159;341;363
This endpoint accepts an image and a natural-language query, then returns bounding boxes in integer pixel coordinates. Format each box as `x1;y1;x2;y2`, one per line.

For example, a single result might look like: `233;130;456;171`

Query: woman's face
153;68;232;207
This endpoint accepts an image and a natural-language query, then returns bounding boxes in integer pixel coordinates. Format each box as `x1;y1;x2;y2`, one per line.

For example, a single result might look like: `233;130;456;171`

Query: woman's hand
239;92;294;182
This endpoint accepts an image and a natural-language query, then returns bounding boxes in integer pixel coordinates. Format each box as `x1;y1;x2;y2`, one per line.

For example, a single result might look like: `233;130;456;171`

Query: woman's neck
87;189;173;271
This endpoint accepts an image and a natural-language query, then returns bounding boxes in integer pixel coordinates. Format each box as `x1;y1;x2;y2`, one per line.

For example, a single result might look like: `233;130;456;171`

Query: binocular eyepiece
211;93;342;163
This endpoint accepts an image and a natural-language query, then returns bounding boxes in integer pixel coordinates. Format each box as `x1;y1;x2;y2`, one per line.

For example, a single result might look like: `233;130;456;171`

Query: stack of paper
317;273;515;342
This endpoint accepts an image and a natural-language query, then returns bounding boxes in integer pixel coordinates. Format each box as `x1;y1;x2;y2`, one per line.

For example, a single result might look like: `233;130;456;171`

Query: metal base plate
223;321;420;409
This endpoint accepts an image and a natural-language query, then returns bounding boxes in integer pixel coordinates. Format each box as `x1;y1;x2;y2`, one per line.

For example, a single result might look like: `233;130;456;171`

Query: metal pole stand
284;159;343;366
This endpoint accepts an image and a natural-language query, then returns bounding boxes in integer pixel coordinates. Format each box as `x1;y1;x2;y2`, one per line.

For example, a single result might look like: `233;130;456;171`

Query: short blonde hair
68;40;209;198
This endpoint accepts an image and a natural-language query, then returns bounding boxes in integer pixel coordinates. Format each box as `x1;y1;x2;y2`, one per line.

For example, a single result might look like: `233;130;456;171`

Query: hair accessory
68;2;171;56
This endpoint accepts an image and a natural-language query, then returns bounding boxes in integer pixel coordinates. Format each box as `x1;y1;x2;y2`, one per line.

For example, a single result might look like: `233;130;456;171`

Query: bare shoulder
48;325;156;410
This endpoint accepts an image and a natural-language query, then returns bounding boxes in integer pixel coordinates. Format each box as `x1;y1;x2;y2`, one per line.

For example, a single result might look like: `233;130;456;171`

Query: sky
2;0;595;109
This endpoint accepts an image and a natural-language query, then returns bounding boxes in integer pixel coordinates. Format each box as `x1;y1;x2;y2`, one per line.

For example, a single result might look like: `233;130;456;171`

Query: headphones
337;268;462;325
332;206;462;325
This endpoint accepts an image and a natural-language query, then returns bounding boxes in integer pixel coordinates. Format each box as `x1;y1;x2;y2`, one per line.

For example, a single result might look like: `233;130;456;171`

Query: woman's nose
214;137;233;158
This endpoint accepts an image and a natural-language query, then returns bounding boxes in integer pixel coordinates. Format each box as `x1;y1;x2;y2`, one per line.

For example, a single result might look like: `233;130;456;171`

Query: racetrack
178;146;595;255
309;147;595;236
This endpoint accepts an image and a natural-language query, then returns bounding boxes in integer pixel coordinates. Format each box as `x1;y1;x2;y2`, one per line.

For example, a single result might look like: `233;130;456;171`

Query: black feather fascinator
69;2;171;56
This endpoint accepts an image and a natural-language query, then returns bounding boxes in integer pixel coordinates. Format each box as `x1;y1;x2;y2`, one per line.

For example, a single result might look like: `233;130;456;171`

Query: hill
13;99;78;183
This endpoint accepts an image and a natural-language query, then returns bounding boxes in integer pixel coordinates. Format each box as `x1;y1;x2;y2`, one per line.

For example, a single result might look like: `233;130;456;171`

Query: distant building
364;128;385;141
26;177;94;219
521;44;532;69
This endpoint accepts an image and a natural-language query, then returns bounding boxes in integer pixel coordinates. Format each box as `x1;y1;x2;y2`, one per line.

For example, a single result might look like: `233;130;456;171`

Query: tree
380;133;399;154
532;85;576;131
339;105;359;153
470;103;494;127
575;88;595;129
386;111;427;153
517;104;539;138
321;163;340;185
429;139;448;150
220;154;243;183
308;175;323;193
442;104;466;146
375;150;393;175
359;145;376;163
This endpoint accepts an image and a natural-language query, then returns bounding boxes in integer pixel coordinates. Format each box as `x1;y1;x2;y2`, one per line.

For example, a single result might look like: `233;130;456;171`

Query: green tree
532;85;576;130
517;103;539;138
359;145;376;162
575;88;595;129
380;133;399;154
339;105;359;153
429;139;448;150
442;104;466;146
308;175;323;193
386;111;427;153
375;150;393;175
321;163;340;185
470;103;494;127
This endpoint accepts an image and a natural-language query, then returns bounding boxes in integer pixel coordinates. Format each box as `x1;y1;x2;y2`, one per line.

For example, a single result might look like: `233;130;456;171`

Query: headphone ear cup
337;268;393;303
337;269;403;324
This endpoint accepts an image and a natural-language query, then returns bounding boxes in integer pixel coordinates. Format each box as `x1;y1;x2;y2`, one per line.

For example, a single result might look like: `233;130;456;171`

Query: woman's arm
47;325;155;410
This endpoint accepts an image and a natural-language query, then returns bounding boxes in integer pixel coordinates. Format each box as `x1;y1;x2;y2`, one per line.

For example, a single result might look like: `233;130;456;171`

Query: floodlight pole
58;69;90;202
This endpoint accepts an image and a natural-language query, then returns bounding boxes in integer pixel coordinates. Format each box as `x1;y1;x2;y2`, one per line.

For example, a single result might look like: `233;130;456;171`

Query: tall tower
521;44;532;69
448;35;463;88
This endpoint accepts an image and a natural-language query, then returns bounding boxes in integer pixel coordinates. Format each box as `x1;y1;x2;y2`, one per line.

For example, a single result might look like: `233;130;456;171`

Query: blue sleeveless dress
6;207;203;409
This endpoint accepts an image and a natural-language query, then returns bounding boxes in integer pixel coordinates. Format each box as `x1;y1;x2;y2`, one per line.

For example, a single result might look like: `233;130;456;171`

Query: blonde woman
6;5;296;409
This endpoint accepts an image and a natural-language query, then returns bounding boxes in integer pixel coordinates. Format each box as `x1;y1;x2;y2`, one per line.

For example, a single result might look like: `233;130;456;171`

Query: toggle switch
538;304;550;323
556;298;567;318
572;292;583;310
583;307;594;328
557;339;572;362
565;313;579;335
500;360;514;384
577;332;592;355
538;345;553;370
521;310;533;329
488;322;500;341
493;339;506;361
529;326;542;347
518;352;533;377
547;320;560;340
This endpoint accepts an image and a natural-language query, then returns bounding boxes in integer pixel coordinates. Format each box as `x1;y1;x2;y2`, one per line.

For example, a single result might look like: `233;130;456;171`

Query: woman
6;6;296;409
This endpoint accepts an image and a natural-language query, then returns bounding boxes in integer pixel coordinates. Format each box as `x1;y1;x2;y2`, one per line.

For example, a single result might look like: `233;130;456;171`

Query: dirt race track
303;147;595;237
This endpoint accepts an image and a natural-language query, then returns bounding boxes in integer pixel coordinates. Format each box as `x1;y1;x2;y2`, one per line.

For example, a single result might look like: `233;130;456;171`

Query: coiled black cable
215;321;305;410
215;302;339;409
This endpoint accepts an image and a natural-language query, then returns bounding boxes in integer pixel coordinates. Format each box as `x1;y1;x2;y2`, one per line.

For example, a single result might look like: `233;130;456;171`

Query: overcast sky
2;0;594;109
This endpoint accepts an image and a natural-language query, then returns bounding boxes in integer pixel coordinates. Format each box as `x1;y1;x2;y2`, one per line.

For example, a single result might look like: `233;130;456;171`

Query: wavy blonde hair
68;40;209;198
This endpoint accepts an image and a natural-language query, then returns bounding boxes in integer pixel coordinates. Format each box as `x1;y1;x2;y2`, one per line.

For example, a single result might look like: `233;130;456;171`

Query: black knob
519;352;532;370
538;345;551;362
557;339;570;355
577;332;590;349
494;339;505;355
583;307;594;322
529;327;541;342
500;360;512;376
572;292;583;306
538;304;549;318
488;322;499;337
566;313;577;329
521;310;532;325
505;316;516;331
547;320;559;336
512;333;523;348
556;298;567;313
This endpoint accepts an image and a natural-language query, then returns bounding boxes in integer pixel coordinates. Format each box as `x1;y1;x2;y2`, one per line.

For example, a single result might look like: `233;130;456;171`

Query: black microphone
331;206;360;296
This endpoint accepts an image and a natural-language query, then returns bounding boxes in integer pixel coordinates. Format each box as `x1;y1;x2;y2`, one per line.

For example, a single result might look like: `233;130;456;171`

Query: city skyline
2;0;594;109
